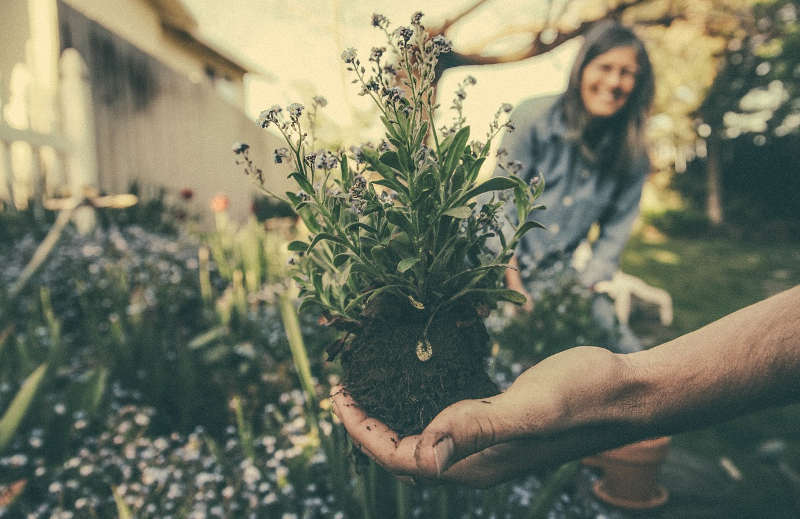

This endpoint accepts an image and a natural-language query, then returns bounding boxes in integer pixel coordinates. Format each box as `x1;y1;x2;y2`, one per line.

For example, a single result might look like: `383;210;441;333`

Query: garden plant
239;12;545;436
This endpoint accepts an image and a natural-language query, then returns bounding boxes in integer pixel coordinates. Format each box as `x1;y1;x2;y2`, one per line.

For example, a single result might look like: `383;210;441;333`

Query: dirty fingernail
433;436;454;476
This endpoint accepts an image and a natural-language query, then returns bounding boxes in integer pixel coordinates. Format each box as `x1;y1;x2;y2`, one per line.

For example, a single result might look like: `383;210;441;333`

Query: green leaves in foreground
0;363;48;453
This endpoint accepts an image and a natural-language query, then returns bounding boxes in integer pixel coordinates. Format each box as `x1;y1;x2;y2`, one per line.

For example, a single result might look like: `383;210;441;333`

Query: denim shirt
495;94;649;289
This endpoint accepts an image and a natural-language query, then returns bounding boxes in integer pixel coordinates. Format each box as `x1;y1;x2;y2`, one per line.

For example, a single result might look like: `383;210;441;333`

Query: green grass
619;231;800;518
622;233;800;337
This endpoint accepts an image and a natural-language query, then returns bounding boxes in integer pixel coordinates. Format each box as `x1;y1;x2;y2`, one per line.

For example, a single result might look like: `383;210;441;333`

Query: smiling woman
497;20;655;354
580;46;639;118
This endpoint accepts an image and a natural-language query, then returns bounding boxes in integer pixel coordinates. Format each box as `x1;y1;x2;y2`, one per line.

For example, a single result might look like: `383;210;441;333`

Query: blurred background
1;0;798;517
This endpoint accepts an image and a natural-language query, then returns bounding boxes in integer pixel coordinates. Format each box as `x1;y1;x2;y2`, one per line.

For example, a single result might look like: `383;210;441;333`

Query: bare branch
429;0;493;35
462;24;542;56
435;0;683;75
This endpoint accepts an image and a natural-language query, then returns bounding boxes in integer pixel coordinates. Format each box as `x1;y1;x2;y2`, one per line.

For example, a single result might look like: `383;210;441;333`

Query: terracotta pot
582;436;671;509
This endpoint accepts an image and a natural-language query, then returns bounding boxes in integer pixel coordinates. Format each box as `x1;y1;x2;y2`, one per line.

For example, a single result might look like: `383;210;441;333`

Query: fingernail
433;436;454;476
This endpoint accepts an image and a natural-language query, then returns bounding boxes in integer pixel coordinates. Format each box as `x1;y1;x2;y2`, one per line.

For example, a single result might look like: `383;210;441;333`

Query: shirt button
562;195;574;207
550;223;560;235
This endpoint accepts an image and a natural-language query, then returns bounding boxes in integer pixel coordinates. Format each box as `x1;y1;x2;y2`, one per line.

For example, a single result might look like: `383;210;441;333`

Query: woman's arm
504;255;533;312
333;285;800;487
580;159;648;287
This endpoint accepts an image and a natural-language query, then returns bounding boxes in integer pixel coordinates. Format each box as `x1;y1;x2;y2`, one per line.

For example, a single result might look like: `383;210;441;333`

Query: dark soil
340;303;498;436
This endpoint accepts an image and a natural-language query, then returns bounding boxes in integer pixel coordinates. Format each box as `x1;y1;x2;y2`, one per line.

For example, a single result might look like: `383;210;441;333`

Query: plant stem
528;461;580;519
395;478;409;519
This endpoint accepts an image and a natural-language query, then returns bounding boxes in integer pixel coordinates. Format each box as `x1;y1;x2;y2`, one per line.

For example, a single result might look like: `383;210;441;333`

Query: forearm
618;285;800;436
514;285;800;466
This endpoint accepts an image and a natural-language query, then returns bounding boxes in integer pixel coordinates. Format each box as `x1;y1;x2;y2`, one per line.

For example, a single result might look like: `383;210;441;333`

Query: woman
499;20;655;353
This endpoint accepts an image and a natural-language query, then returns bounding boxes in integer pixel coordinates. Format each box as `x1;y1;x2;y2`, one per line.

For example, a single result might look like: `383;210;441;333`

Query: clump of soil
340;302;498;436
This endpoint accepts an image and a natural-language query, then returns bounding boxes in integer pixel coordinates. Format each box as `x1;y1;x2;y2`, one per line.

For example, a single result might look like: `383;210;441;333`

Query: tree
695;0;800;225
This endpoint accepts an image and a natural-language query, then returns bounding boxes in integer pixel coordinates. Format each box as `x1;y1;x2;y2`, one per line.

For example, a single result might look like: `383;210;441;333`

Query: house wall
61;0;245;106
58;2;291;223
0;1;33;115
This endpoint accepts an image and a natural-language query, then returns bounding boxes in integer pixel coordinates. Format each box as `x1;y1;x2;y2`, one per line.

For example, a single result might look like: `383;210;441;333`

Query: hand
331;346;629;488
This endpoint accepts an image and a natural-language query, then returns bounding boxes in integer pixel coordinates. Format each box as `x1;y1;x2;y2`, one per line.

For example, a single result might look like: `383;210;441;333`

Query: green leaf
442;126;470;178
340;154;351;187
442;206;472;219
297;207;320;233
466;157;486;184
397;257;421;273
288;240;309;252
188;326;228;349
346;222;378;234
455;176;517;206
298;297;321;315
363;148;402;182
414;121;429;149
83;367;108;415
450;288;528;306
365;284;408;305
307;233;347;253
381;116;402;141
386;210;414;236
513;220;546;242
371;179;409;198
441;264;510;288
0;363;48;453
333;253;352;267
113;486;134;519
289;172;315;195
370;245;392;267
312;271;323;297
380;152;403;172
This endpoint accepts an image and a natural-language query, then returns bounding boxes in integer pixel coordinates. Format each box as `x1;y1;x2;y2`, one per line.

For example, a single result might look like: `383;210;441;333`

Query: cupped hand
331;346;628;487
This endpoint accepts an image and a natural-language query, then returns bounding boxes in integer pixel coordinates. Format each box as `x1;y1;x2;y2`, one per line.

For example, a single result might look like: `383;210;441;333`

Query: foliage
243;13;544;343
490;278;618;368
698;0;800;141
671;131;800;232
0;215;332;447
663;0;800;227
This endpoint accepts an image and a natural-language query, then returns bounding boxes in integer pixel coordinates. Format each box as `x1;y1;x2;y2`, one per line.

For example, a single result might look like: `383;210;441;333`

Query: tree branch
429;0;493;35
433;0;681;77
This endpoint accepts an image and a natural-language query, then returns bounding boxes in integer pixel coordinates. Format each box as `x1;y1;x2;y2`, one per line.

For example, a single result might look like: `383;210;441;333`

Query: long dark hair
561;20;654;177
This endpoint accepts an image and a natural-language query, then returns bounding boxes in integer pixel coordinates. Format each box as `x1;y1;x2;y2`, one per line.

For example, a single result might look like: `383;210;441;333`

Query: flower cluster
257;105;283;129
443;75;479;136
486;102;516;140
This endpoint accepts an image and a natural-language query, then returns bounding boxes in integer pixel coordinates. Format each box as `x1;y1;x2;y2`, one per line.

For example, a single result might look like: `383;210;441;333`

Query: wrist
514;347;632;432
566;349;645;428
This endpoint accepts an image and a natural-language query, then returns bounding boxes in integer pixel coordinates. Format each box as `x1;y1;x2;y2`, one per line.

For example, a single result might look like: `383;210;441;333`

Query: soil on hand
340;303;498;437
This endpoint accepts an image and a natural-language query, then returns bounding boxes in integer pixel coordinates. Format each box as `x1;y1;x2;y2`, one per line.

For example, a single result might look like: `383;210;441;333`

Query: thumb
414;395;511;478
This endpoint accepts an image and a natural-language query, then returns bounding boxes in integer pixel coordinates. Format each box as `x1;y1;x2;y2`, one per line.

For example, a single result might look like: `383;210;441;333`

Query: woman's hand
505;255;533;313
331;347;630;487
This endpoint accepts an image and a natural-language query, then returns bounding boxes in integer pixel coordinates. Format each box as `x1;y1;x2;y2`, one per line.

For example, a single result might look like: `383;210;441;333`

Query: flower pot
582;436;671;509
